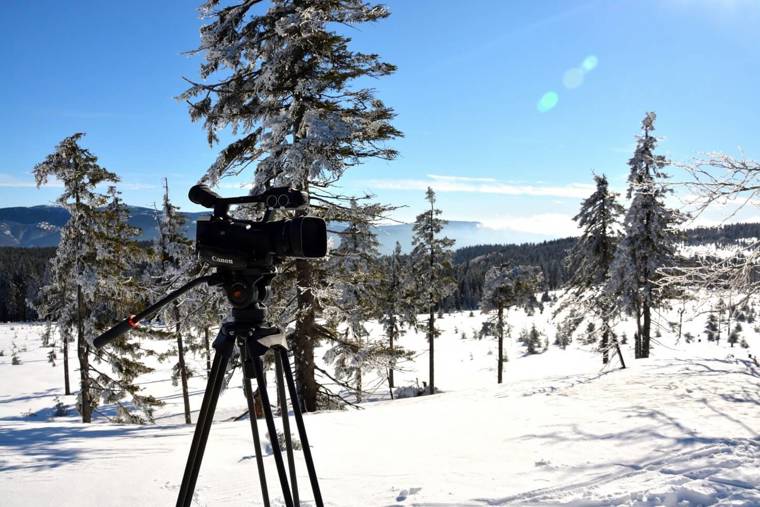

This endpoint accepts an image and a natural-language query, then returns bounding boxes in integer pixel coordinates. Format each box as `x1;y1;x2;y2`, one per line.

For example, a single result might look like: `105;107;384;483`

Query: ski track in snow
1;302;760;506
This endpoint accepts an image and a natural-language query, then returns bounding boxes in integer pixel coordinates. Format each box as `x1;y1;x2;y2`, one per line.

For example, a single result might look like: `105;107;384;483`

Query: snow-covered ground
1;299;759;506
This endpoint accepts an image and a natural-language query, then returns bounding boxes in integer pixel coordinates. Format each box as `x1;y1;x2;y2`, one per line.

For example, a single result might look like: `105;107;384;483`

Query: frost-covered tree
664;154;760;298
410;188;455;394
481;264;542;383
608;113;685;359
559;174;625;365
705;312;719;342
376;241;413;389
36;260;72;394
151;180;196;424
181;0;401;411
34;134;159;423
323;200;401;402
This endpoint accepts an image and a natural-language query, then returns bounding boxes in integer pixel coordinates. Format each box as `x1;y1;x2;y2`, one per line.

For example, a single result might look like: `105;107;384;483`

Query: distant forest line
1;222;759;322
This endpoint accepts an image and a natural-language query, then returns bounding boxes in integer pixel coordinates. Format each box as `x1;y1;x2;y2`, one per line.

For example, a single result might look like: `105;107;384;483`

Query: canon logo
211;256;234;265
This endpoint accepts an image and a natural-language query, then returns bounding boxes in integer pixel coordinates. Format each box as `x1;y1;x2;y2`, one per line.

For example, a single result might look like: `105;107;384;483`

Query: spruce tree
324;200;402;402
705;312;719;342
151;180;196;423
608;113;685;359
36;258;72;394
377;241;413;389
410;187;455;394
559;174;626;366
181;0;401;411
34;134;158;423
481;264;542;383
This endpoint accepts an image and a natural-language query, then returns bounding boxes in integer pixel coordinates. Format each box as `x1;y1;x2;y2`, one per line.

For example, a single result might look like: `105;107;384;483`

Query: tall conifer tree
181;0;401;411
34;134;159;423
410;187;455;394
608;113;685;359
377;241;413;390
560;174;626;366
152;180;195;423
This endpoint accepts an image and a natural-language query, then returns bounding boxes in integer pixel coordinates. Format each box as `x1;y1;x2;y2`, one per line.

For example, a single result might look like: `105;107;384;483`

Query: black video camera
189;184;327;268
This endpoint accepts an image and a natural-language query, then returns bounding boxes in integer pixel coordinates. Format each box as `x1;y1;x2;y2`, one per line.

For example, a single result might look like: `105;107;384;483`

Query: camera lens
278;194;290;207
265;195;277;207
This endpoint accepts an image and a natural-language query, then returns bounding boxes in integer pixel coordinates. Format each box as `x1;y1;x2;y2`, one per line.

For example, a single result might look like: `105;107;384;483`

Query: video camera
189;184;327;268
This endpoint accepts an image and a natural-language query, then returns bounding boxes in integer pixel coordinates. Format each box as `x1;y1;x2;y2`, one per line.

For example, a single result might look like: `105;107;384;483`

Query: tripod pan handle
93;315;139;349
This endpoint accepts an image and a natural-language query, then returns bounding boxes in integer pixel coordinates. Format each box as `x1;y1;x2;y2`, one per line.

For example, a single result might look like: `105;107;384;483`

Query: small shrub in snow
684;332;695;344
468;311;474;318
11;342;21;365
0;349;4;357
53;397;68;417
275;431;302;451
740;338;749;349
393;385;426;399
521;325;545;355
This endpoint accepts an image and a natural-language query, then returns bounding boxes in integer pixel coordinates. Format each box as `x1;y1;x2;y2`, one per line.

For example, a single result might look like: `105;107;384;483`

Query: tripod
94;271;324;507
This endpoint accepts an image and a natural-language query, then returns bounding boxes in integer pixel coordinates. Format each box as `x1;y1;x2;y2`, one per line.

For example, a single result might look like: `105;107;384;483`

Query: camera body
190;185;327;269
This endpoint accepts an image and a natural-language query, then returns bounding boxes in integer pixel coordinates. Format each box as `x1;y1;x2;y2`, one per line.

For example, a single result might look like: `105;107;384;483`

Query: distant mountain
0;206;208;248
0;206;560;253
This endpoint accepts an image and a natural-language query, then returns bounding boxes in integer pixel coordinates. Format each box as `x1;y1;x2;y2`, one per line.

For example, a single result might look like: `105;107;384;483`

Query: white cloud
0;174;61;188
367;176;594;199
479;213;579;237
0;174;154;191
426;174;497;183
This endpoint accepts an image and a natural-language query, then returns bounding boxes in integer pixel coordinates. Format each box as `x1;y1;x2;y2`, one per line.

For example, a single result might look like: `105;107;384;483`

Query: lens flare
537;91;559;113
562;68;584;89
581;55;598;72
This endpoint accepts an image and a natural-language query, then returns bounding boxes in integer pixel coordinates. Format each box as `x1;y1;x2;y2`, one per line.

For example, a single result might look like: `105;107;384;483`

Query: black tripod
94;271;324;507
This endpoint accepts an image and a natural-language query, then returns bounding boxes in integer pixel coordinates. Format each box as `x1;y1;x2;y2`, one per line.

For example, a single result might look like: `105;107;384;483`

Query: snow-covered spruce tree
34;134;159;423
377;241;414;390
558;174;625;366
410;187;456;394
181;0;401;411
323;200;398;402
481;264;542;383
607;113;685;359
151;179;196;424
35;258;73;394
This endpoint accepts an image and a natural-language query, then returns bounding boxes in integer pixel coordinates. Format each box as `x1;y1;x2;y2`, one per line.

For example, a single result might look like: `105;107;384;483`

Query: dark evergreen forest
1;222;758;320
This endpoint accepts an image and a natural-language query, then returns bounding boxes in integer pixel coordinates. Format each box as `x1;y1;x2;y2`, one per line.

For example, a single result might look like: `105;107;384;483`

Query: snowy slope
1;300;759;506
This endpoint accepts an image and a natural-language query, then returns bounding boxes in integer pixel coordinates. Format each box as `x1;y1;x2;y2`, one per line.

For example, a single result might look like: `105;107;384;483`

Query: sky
2;0;759;240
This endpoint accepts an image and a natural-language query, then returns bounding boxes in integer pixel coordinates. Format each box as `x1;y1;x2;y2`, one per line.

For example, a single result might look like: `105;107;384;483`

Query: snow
1;299;759;506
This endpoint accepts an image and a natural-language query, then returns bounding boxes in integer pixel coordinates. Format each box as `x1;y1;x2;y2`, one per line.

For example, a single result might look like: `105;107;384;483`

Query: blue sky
2;0;759;239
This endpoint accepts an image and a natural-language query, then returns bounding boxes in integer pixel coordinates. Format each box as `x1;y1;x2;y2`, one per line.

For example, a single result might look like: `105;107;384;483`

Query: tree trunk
497;305;504;384
634;308;643;359
203;326;211;376
294;258;318;412
642;302;651;358
62;330;71;395
428;306;435;395
388;320;395;389
601;327;609;365
176;317;191;424
76;286;91;423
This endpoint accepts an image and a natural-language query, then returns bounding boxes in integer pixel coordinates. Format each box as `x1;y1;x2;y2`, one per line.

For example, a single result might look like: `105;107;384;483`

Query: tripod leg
252;355;295;507
276;354;299;505
242;375;270;507
277;347;324;507
176;334;235;507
